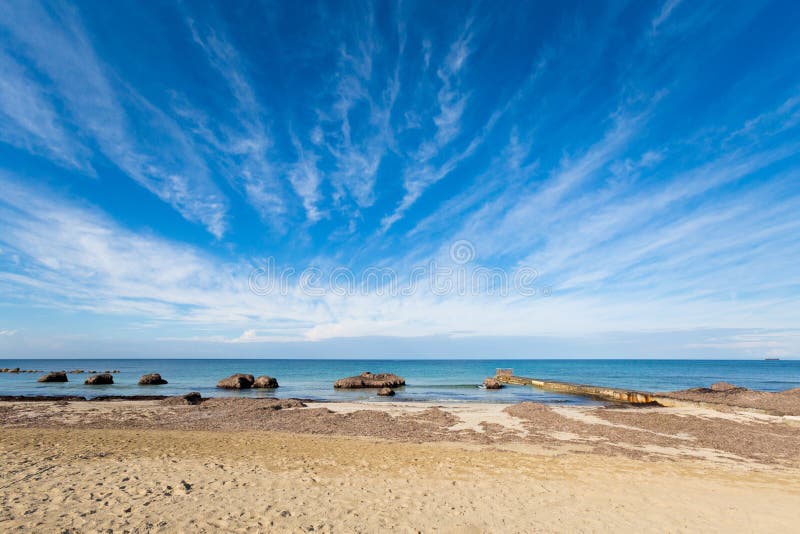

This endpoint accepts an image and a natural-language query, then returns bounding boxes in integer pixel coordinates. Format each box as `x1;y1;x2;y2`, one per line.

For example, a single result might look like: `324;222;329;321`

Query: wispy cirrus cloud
288;131;325;223
0;0;229;237
651;0;685;33
185;18;288;227
380;20;475;231
314;8;401;214
0;48;90;171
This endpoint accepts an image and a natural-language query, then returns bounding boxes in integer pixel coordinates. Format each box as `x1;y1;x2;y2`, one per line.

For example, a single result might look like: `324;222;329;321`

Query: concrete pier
494;370;659;404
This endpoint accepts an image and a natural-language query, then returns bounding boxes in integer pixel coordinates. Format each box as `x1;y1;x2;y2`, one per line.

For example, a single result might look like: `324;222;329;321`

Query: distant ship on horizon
765;357;781;361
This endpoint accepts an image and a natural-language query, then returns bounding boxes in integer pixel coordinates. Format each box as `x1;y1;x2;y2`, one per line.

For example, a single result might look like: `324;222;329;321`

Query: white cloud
651;0;684;33
1;173;798;353
431;25;472;148
0;49;90;171
288;132;325;222
318;24;399;211
186;19;287;226
380;21;551;232
0;0;229;237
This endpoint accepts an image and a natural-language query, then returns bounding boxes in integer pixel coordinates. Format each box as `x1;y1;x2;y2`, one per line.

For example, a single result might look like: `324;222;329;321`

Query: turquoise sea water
0;359;798;405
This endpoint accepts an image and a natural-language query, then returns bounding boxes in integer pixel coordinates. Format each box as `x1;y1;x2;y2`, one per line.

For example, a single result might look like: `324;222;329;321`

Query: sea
1;359;798;405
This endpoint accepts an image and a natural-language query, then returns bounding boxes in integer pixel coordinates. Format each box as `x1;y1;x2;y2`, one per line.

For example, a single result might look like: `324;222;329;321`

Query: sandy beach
1;397;799;532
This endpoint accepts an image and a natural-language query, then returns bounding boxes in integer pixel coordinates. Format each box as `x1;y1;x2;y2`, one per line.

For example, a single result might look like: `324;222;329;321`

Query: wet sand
1;398;799;531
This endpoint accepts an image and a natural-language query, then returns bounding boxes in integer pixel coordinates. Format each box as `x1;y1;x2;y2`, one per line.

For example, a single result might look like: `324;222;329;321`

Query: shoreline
4;427;799;532
2;396;799;530
3;379;800;415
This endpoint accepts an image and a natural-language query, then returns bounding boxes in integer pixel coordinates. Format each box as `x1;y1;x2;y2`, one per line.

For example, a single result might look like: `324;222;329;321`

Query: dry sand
1;398;799;532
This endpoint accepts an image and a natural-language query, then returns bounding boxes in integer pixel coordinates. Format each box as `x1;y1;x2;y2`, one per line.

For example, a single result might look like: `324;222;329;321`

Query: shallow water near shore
1;358;798;404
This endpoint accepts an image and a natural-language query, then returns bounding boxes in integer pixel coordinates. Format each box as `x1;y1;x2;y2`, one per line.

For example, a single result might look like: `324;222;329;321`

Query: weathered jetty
494;369;660;405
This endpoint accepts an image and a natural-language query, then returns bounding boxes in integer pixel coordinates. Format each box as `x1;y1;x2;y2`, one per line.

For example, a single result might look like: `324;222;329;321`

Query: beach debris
377;387;395;396
180;480;192;492
37;371;68;383
710;382;745;392
138;373;168;385
658;383;800;416
84;373;114;385
91;395;167;401
217;373;255;389
253;375;279;388
482;378;503;389
333;372;405;389
0;395;86;401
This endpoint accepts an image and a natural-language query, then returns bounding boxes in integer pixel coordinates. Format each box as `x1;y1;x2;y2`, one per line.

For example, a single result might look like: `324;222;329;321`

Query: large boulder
85;373;114;385
483;377;503;390
217;373;255;389
138;373;168;385
253;375;279;388
333;372;405;389
38;371;68;383
377;387;395;396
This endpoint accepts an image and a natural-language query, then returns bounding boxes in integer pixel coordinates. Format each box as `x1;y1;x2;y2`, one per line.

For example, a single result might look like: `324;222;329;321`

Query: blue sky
1;0;799;358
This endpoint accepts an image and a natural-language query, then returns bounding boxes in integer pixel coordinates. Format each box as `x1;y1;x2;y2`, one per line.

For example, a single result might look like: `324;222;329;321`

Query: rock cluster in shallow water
38;371;68;383
483;378;503;389
216;374;280;389
85;373;114;385
138;373;168;385
333;372;405;389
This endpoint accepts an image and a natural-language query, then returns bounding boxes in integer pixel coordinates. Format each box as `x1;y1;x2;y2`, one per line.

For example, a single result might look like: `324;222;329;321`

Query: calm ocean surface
1;359;798;405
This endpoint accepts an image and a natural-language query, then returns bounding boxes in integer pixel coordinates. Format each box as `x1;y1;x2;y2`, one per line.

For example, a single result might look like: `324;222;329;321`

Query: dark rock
483;378;503;390
38;371;68;383
85;373;114;385
253;375;279;388
10;367;20;373
216;374;254;389
183;391;203;405
377;387;395;396
138;373;168;385
161;392;203;406
333;372;405;389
